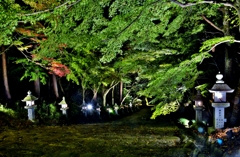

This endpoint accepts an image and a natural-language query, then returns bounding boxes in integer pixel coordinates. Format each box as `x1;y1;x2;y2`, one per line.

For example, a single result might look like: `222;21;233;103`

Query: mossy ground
0;108;192;157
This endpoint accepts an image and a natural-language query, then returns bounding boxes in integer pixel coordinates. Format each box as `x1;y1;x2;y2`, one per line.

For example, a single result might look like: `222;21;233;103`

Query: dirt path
0;107;191;157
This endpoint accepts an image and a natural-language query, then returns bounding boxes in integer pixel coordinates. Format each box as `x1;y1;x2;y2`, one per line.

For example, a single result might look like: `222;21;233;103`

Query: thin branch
67;0;81;8
115;10;144;37
0;45;12;55
21;0;81;16
201;15;223;32
171;0;236;10
15;46;50;70
172;0;240;33
207;39;240;53
120;82;137;105
115;0;161;37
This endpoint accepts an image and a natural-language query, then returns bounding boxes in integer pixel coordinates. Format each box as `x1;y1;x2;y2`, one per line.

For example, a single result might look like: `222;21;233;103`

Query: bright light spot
109;108;113;113
87;104;93;110
62;104;68;108
216;138;223;145
196;101;202;106
215;92;222;99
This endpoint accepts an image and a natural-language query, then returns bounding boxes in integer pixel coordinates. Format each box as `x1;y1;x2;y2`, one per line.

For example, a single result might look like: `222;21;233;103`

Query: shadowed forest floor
0;107;193;157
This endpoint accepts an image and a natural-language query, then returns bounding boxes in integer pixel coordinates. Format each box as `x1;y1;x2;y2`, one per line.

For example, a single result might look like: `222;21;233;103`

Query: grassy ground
0;107;192;157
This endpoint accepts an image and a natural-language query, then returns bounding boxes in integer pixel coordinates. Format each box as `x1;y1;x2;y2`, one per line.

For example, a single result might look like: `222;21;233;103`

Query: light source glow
196;101;202;106
215;92;222;99
87;104;93;110
27;101;34;106
62;104;68;108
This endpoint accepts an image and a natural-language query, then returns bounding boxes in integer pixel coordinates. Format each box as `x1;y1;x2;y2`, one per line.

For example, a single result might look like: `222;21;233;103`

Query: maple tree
2;0;240;123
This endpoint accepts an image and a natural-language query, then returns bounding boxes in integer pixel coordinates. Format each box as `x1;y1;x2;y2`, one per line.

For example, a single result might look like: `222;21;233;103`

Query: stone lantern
114;103;119;115
106;104;111;117
96;103;101;118
22;90;38;121
129;102;133;112
80;100;87;117
59;97;69;116
209;72;234;129
194;90;204;123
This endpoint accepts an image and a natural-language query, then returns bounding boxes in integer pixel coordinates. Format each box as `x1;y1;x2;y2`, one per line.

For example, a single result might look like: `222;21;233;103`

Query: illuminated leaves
49;61;70;77
22;0;61;11
199;36;235;53
0;1;20;45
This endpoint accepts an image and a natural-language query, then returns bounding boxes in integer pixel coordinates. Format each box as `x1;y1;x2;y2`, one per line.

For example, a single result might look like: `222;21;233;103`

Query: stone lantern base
212;103;230;129
24;105;36;121
194;106;203;123
60;107;69;115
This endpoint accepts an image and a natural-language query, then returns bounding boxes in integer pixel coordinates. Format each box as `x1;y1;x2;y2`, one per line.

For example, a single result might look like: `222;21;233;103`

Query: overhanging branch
171;0;236;9
207;39;240;53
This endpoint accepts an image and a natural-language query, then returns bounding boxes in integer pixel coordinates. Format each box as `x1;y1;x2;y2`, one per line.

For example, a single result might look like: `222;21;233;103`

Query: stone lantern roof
59;97;69;111
194;90;203;101
209;72;234;93
22;91;38;101
59;97;67;105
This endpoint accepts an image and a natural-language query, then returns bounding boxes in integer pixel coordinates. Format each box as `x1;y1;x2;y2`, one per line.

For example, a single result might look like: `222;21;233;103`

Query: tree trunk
52;74;59;99
81;81;86;105
103;92;108;107
58;78;64;95
221;7;238;126
111;86;115;105
119;81;123;104
102;81;119;107
92;85;99;104
34;77;40;98
121;90;130;105
92;89;97;101
2;46;11;100
230;87;240;126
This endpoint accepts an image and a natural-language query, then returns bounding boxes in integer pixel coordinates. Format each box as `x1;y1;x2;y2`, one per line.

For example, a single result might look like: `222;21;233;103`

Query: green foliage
37;101;60;123
15;58;48;84
3;0;239;120
49;103;60;119
200;36;235;53
195;83;211;97
137;51;211;118
0;104;16;117
151;101;180;118
22;0;61;11
0;0;20;45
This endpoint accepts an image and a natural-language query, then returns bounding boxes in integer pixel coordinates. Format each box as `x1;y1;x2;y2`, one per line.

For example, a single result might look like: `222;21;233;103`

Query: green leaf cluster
0;0;20;45
15;58;48;84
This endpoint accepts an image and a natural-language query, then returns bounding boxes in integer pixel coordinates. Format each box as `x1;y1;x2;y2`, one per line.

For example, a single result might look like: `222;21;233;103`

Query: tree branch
171;0;236;9
15;46;50;70
207;39;240;53
172;0;240;32
201;15;223;32
21;0;81;16
115;0;161;37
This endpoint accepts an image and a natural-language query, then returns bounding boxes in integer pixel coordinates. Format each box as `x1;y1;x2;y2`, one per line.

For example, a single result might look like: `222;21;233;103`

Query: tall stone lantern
209;72;234;129
194;90;204;123
59;97;69;116
22;90;38;121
